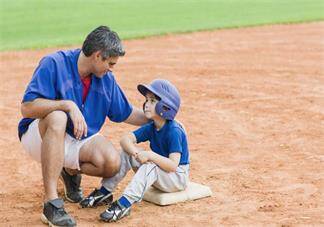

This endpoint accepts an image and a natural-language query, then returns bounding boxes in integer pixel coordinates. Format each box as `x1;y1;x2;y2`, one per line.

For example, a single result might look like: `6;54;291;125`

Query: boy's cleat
100;201;131;222
79;188;113;208
60;168;83;203
41;198;76;227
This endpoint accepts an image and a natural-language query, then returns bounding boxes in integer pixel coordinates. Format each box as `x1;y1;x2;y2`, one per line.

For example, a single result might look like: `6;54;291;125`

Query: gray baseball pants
102;151;189;204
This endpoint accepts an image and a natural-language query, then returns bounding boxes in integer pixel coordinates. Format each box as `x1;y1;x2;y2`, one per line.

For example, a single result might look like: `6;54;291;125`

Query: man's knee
80;136;121;177
39;111;67;137
102;150;121;178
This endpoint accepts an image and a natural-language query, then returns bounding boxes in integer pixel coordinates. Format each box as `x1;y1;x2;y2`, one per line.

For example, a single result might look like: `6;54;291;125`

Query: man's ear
92;51;101;60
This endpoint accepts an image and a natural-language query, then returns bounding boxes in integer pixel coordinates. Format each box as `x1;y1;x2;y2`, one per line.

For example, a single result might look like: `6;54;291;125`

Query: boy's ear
162;106;170;111
142;101;147;112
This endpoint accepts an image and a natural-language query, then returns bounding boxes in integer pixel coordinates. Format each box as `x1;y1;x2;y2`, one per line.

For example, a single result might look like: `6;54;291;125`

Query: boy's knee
138;162;158;173
144;162;157;168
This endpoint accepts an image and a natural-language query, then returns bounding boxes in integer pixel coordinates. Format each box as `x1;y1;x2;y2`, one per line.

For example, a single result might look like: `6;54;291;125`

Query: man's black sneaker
41;198;76;226
79;188;113;208
99;201;131;222
60;168;83;203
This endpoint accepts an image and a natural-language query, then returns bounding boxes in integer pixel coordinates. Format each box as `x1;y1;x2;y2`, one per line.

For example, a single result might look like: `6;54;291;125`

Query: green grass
0;0;323;51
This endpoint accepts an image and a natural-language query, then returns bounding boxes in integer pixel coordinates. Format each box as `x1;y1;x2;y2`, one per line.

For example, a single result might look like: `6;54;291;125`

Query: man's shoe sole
40;213;58;227
41;213;76;227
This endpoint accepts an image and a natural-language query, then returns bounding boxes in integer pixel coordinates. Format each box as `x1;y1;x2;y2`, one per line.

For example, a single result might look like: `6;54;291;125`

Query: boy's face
143;92;159;120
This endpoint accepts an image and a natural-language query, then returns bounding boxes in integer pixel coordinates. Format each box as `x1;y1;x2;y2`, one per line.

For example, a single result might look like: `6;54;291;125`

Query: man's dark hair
82;26;125;59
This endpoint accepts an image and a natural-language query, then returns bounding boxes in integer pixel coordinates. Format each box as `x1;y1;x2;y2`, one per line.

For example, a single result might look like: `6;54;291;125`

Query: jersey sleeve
133;123;152;143
22;57;57;103
107;77;133;122
167;128;183;154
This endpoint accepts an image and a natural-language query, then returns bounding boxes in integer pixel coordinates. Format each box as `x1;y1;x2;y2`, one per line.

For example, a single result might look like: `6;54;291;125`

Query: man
18;26;148;226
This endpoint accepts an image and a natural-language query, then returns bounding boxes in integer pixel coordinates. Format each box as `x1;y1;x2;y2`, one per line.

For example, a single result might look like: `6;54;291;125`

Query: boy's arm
145;151;181;173
120;132;141;156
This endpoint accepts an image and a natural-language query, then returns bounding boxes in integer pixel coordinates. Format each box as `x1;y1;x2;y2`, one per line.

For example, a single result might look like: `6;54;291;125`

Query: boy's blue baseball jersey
133;120;190;165
18;49;132;140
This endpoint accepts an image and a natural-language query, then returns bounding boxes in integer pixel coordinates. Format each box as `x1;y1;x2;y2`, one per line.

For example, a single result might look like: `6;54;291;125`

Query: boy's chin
144;113;153;119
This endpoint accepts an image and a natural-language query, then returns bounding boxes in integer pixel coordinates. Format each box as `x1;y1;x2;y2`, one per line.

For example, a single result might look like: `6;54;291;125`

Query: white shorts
21;119;98;170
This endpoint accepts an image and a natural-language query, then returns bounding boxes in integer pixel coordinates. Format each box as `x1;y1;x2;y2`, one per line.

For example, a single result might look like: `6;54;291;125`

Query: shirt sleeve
107;76;133;122
167;128;183;154
22;57;57;103
133;123;152;143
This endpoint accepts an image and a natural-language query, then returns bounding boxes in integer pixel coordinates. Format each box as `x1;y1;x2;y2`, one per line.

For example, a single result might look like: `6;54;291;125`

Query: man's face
93;51;119;77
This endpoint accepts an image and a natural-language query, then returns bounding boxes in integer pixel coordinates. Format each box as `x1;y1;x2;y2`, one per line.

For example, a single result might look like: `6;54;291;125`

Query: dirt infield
0;22;323;226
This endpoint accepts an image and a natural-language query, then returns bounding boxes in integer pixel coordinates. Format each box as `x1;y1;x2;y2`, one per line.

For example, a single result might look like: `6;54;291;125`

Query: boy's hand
135;150;150;164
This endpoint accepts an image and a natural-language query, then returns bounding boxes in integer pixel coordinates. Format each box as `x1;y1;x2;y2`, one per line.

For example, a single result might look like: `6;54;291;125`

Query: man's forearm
124;107;149;126
21;98;71;119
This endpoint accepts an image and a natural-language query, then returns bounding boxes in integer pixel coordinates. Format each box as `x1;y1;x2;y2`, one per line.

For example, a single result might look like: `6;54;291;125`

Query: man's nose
108;64;114;72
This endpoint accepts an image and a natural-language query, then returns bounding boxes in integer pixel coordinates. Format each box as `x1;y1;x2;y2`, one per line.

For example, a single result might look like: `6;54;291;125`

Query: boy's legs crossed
122;163;189;204
99;163;189;222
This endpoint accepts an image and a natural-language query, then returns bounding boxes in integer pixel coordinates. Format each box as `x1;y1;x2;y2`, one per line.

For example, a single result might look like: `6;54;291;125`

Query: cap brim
137;84;161;99
137;84;149;96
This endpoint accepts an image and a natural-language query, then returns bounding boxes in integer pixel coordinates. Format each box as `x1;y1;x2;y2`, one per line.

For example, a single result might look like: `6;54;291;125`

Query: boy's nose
144;102;150;110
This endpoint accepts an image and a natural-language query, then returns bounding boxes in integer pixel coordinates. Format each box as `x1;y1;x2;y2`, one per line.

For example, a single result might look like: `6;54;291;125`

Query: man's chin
94;72;106;78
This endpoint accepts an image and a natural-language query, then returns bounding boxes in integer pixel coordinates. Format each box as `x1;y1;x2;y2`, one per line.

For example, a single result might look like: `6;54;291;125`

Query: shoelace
57;207;68;217
111;203;122;219
109;202;122;213
89;188;101;197
84;189;102;204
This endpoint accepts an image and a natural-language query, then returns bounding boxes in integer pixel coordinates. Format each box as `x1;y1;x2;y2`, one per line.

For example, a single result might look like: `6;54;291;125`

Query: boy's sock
118;196;131;208
99;186;111;195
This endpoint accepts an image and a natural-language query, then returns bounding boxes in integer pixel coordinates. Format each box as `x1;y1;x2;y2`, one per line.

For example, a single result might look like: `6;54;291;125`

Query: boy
80;79;190;222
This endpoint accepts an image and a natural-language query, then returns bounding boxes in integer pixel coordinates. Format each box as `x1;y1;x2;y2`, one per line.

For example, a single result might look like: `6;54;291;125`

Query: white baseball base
143;182;212;206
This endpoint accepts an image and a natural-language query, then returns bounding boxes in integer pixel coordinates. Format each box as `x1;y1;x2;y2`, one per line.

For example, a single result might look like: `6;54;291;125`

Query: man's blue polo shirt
133;120;190;165
18;49;132;140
